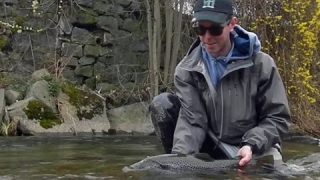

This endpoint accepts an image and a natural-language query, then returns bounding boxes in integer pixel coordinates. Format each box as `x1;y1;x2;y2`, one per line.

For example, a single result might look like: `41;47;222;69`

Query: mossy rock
0;73;28;96
61;83;103;120
23;100;62;129
103;83;150;108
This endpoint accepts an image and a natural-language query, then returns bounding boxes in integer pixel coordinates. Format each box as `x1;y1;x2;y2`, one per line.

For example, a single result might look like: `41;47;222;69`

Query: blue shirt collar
201;42;234;63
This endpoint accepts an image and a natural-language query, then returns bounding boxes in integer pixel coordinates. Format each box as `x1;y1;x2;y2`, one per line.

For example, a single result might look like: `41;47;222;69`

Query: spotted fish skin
123;154;239;174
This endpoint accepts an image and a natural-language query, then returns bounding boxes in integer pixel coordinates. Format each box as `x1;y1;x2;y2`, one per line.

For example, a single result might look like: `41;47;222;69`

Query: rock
94;63;117;83
94;2;116;15
84;77;96;89
129;0;141;12
62;67;78;83
97;55;113;65
31;69;50;81
59;92;110;133
64;57;79;68
99;47;112;57
5;89;22;105
11;32;29;51
30;29;56;48
97;16;119;32
17;118;110;136
58;15;73;35
71;12;97;27
25;80;57;113
61;43;83;58
74;65;94;78
74;0;93;8
79;56;96;66
116;0;132;7
0;89;5;122
0;5;14;16
107;102;154;134
102;32;114;45
120;18;140;32
132;39;148;52
71;27;97;45
84;45;101;58
3;0;18;6
96;83;117;93
93;62;112;82
7;97;35;123
15;91;110;136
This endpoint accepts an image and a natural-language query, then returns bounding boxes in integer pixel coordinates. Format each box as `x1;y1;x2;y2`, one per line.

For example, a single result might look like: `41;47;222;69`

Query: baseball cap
192;0;234;25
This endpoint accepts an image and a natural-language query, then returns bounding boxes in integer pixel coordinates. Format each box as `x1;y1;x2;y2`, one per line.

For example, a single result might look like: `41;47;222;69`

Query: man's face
197;18;236;57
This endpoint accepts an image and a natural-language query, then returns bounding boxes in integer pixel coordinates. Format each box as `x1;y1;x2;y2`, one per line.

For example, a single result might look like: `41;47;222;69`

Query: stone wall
0;0;148;91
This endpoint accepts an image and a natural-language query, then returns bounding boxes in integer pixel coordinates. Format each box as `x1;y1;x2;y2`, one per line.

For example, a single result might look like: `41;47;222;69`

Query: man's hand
237;145;253;167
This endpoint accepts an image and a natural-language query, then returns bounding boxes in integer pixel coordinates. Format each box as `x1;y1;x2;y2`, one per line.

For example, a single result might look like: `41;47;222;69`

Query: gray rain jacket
172;25;290;155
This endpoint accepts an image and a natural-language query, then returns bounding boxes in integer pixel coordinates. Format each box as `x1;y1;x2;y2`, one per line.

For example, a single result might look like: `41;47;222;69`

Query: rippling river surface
0;136;318;180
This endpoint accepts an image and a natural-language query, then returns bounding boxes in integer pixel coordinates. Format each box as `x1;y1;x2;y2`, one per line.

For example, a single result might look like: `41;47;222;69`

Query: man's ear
230;16;238;25
229;16;238;31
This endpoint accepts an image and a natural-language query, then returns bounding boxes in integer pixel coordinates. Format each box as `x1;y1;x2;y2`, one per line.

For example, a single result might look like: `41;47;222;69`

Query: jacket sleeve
241;53;290;154
171;67;208;154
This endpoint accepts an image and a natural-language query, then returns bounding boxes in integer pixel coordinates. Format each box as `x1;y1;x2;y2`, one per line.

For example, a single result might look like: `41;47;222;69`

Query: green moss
23;100;62;129
61;83;103;120
15;16;26;26
0;73;10;88
39;119;60;129
77;13;97;25
0;36;8;50
61;83;88;107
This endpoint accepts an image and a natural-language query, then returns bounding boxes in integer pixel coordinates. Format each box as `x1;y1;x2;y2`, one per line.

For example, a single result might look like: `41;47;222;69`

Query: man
150;0;290;167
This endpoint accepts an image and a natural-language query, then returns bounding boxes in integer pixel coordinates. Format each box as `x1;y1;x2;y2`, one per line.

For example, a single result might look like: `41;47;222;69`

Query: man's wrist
241;143;255;153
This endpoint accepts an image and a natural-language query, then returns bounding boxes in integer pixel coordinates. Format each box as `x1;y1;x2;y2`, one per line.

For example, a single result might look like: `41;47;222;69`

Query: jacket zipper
218;61;254;139
219;83;224;139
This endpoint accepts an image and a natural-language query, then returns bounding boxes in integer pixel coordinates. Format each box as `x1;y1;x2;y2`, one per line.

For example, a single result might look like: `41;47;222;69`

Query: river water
0;135;318;179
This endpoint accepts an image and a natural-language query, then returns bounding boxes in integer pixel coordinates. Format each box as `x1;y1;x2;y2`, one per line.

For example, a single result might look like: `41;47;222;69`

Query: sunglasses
193;21;230;36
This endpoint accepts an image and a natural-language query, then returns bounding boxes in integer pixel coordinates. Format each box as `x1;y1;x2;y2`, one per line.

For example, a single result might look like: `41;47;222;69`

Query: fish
122;153;240;174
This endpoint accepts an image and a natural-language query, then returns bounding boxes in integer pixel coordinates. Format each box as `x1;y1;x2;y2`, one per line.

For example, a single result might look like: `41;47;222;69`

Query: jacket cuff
240;141;257;154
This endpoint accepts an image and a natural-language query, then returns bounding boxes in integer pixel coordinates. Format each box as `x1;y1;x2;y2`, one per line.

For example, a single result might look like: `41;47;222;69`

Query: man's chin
205;44;218;50
206;48;217;53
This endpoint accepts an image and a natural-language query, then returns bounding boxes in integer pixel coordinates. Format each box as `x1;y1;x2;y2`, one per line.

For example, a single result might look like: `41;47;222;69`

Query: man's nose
202;30;212;39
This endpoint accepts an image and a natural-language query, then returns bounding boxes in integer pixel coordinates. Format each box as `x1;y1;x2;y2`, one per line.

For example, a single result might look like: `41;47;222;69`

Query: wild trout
122;153;239;174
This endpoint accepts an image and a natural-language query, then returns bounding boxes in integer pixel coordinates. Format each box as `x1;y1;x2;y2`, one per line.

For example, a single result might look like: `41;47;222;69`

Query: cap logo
202;0;215;8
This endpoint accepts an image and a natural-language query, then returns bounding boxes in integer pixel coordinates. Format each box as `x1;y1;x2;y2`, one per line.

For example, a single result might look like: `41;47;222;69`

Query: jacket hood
184;25;261;64
230;25;261;60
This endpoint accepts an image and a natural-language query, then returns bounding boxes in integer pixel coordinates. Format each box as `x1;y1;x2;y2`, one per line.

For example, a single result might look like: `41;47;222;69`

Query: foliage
42;76;60;97
0;121;16;136
0;0;61;33
145;0;194;96
0;36;8;50
0;73;11;88
243;0;320;136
